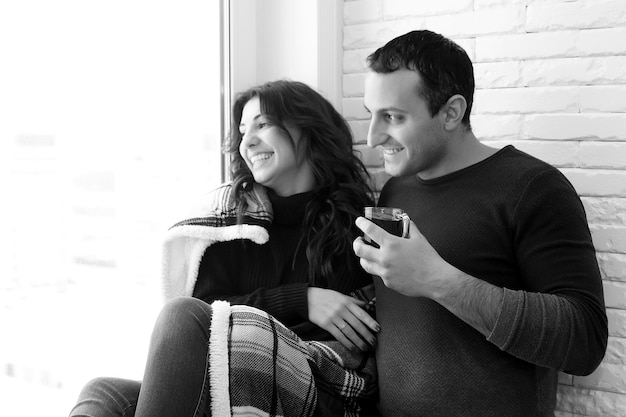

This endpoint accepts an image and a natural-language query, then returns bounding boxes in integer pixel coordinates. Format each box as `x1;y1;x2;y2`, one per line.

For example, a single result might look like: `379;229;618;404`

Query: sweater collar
268;189;315;226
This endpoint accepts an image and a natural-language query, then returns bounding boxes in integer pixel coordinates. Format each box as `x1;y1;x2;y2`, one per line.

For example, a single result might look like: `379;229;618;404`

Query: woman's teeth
250;153;273;164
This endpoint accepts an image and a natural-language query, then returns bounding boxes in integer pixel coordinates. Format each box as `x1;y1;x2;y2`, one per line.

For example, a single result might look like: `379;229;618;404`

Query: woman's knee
151;297;213;345
79;376;111;397
70;377;140;417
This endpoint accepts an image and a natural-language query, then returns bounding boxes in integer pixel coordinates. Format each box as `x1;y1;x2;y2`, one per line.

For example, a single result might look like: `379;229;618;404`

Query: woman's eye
257;122;268;129
385;113;401;121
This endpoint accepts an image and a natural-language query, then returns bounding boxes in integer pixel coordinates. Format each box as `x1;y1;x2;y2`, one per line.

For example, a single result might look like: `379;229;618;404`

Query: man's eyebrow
363;105;407;113
381;106;407;113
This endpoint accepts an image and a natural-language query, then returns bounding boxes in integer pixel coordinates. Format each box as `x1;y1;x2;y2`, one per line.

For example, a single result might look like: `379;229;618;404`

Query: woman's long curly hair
226;80;373;287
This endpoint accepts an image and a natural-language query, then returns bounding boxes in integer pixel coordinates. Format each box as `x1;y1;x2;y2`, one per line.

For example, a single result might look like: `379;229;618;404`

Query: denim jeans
69;297;213;417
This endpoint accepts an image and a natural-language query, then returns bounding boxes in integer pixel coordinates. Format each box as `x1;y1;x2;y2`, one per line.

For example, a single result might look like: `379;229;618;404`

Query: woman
70;80;379;417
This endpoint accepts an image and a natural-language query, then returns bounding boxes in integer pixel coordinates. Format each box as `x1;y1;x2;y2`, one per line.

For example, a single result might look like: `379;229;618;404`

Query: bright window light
0;1;225;415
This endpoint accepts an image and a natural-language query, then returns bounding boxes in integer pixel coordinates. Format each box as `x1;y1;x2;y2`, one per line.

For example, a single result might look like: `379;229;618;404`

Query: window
0;1;227;414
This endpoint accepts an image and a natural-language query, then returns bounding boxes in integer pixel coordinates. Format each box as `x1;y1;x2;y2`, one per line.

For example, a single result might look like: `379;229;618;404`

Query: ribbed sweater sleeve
487;169;607;375
193;232;311;327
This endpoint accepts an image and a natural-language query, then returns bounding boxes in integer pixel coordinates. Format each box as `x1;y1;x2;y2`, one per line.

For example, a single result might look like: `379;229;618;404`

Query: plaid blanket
209;301;378;417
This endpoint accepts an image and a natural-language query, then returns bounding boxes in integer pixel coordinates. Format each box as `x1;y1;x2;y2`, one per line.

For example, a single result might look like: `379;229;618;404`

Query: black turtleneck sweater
193;190;371;341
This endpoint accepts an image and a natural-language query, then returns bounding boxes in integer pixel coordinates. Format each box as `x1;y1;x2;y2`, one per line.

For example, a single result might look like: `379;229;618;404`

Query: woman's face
238;96;315;196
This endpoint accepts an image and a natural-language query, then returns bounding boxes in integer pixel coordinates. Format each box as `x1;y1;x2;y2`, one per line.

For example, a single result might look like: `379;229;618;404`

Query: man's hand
353;216;503;337
307;287;380;351
353;217;458;298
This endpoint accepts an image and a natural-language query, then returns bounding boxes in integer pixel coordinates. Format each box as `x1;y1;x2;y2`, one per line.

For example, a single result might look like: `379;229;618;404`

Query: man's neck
418;131;498;180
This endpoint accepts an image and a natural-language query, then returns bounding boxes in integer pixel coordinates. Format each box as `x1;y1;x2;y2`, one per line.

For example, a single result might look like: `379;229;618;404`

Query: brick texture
343;0;626;415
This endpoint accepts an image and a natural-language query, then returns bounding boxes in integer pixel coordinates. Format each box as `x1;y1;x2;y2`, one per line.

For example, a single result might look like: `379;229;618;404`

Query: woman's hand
307;287;380;351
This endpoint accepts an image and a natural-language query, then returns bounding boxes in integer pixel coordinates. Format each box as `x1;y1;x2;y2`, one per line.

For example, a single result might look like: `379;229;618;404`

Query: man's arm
432;268;504;337
354;219;503;336
353;218;607;375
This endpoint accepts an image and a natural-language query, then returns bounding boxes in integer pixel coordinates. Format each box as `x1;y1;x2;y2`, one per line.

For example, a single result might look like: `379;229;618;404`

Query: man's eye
385;114;403;122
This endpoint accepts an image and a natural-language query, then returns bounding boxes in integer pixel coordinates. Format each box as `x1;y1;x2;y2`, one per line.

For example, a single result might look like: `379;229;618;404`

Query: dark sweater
375;146;607;417
193;190;372;341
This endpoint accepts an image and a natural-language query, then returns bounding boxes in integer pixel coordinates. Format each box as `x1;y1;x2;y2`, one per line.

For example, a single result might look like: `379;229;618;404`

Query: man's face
364;69;447;179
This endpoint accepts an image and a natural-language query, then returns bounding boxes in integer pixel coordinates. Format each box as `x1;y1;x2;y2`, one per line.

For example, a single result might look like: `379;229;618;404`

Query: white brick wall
343;0;626;415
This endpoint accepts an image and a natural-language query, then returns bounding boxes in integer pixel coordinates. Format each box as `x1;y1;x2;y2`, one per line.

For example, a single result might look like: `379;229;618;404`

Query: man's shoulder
496;145;557;173
496;145;570;187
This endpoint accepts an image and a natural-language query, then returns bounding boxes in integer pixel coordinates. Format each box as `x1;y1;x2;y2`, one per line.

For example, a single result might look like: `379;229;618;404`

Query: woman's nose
241;130;259;148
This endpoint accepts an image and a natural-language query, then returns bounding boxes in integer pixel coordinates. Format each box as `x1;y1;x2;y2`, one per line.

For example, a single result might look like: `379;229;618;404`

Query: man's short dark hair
367;30;475;127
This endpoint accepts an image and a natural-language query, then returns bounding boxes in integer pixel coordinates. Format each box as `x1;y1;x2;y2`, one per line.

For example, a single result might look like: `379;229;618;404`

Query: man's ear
442;94;467;131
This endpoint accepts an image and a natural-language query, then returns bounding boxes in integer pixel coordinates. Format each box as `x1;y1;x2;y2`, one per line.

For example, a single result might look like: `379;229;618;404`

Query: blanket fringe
209;300;232;417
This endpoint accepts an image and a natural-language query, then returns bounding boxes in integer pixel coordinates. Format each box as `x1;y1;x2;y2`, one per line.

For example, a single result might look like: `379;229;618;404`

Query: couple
70;30;608;417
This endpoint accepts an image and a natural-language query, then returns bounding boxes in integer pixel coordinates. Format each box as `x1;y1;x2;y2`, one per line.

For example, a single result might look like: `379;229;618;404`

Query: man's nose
367;118;388;148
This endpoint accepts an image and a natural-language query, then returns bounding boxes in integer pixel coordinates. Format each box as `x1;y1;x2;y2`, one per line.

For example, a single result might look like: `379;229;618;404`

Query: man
353;30;608;416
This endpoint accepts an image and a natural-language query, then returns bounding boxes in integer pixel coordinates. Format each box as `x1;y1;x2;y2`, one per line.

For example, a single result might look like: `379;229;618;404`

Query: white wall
257;1;318;85
230;0;342;108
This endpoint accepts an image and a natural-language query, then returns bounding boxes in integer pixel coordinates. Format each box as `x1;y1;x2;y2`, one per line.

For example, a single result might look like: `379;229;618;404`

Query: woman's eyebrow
239;114;263;130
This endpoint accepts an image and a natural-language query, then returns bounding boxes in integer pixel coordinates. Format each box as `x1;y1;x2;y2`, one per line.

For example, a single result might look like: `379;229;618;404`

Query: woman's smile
249;152;274;166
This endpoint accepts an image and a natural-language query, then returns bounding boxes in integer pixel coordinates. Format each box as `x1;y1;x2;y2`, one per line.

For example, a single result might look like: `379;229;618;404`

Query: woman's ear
442;94;467;131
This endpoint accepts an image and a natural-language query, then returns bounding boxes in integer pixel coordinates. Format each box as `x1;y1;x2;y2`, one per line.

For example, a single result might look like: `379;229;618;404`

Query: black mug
363;206;410;248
